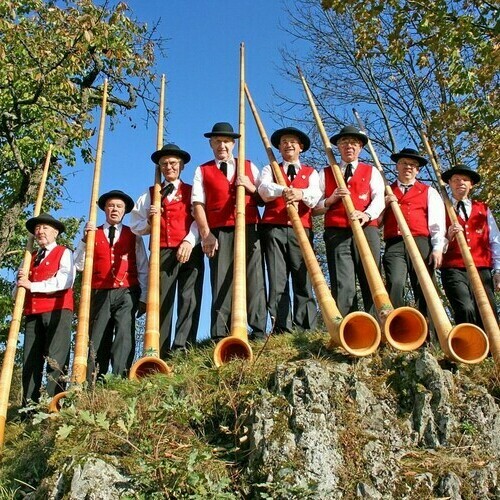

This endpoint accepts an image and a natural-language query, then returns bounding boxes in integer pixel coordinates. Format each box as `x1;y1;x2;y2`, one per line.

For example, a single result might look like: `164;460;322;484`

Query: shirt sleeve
129;191;152;236
135;235;149;302
191;166;205;205
183;220;200;247
487;208;500;270
73;240;86;272
300;169;322;208
250;162;261;188
258;164;285;200
30;248;75;293
428;186;446;252
364;167;385;220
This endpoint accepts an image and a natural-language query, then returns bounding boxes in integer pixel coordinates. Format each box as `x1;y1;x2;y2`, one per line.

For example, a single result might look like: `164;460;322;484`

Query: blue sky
62;0;312;340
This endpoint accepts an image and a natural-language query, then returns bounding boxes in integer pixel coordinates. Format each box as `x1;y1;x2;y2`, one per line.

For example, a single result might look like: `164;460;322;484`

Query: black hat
151;143;191;165
390;148;428;167
98;190;135;214
203;122;240;139
330;125;368;146
26;213;65;235
270;127;311;152
441;164;481;185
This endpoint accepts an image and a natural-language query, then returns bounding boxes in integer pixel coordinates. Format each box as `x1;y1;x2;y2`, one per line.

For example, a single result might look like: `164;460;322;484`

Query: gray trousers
261;225;318;333
87;286;140;380
23;308;72;405
209;225;267;339
159;244;204;357
324;226;381;317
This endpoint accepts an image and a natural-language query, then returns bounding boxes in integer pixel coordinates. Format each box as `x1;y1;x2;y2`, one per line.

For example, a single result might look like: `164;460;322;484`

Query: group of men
18;123;500;406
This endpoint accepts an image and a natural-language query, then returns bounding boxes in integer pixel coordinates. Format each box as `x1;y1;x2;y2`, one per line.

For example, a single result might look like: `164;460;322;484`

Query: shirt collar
340;160;359;169
43;241;58;251
104;221;123;230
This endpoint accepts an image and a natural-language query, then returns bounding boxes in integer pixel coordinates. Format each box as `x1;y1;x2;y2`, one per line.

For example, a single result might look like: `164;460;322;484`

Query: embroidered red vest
261;164;315;228
383;181;430;239
200;159;260;228
323;163;377;228
24;245;74;315
442;200;492;268
92;226;139;289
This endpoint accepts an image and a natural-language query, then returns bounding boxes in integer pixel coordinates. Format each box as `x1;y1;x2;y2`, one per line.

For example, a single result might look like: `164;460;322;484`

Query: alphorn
0;147;52;446
421;131;495;364
297;68;427;351
129;75;172;379
354;111;489;363
49;80;110;412
213;44;253;366
245;83;381;355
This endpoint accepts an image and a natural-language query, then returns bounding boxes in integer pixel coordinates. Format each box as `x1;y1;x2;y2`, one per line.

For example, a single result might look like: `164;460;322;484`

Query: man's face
336;136;363;163
159;155;183;183
209;136;235;161
279;134;303;163
396;158;420;184
34;224;58;247
448;174;473;199
105;198;126;225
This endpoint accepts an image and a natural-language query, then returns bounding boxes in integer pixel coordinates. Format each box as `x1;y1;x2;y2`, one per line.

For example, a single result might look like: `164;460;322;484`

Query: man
258;126;320;333
17;213;75;405
131;144;204;356
382;148;446;318
74;190;148;379
192;122;266;341
315;125;385;316
441;164;500;326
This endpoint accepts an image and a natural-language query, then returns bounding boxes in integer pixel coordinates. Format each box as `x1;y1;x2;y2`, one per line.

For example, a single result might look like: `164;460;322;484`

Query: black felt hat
390;148;428;167
330;125;368;146
151;143;191;165
441;164;481;185
270;127;311;152
98;190;135;214
26;213;65;235
203;122;240;139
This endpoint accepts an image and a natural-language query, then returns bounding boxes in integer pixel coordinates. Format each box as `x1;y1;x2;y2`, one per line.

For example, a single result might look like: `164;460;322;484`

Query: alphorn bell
213;43;253;366
0;147;52;447
297;68;427;351
129;75;172;379
354;111;488;363
245;83;381;356
420;131;493;363
49;80;110;412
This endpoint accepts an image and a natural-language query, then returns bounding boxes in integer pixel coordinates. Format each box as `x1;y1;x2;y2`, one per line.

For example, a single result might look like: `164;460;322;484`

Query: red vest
200;159;260;228
261;164;315;228
383;181;430;239
442;200;492;268
150;182;194;248
24;245;74;315
324;163;378;228
92;226;139;289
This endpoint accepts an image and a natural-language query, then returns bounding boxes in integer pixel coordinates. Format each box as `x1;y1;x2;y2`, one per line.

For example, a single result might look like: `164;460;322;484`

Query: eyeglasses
337;138;362;146
398;161;420;168
159;160;181;167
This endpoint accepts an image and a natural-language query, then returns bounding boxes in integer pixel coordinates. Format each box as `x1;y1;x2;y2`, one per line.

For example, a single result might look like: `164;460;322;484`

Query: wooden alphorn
297;68;427;351
245;83;380;355
420;131;492;364
129;75;172;379
0;147;52;446
213;43;253;366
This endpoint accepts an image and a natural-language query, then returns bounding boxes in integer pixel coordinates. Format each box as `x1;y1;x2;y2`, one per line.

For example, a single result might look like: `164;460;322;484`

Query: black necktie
287;164;296;182
401;184;412;194
456;200;468;221
108;225;116;247
161;183;174;199
220;161;228;177
34;248;46;267
344;163;353;183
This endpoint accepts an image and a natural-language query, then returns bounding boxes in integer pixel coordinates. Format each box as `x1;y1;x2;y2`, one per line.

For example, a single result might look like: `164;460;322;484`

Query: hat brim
270;128;311;152
330;131;368;146
98;192;135;213
151;148;191;165
204;131;240;139
26;216;65;235
441;168;481;185
390;152;428;167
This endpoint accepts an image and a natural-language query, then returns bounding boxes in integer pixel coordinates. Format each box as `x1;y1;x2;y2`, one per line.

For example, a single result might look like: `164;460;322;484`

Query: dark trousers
441;267;498;328
87;286;140;380
22;308;72;405
383;236;432;315
209;225;267;339
261;225;318;332
159;244;204;357
324;226;381;317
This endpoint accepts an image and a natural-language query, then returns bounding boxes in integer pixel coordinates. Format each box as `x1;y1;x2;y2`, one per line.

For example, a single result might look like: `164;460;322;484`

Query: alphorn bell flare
0;147;52;446
354;111;488;363
213;43;253;366
245;83;381;356
420;131;491;364
297;68;427;351
129;75;172;379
